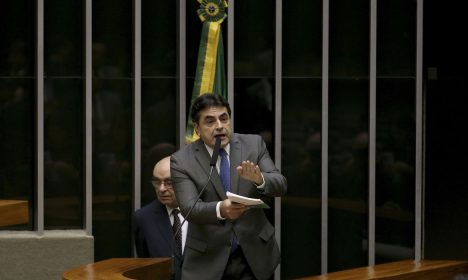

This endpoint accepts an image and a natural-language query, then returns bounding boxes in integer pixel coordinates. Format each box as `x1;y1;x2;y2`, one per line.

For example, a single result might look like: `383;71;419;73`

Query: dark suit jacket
133;200;183;280
170;133;287;280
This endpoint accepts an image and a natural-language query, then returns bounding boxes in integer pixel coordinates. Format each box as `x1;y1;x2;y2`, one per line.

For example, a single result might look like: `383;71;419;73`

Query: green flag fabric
185;0;228;144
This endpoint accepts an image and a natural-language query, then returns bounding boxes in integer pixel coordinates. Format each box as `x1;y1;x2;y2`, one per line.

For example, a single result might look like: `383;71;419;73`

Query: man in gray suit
170;93;287;280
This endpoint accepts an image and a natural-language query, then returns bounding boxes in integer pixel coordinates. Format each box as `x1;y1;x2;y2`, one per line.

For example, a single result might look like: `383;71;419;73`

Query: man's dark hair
190;93;231;123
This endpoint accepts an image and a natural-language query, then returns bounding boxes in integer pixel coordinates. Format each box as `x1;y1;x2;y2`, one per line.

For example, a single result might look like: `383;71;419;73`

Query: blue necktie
219;149;230;193
219;149;238;252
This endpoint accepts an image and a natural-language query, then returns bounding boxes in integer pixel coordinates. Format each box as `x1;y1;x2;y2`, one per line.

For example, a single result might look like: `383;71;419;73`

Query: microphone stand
171;136;221;279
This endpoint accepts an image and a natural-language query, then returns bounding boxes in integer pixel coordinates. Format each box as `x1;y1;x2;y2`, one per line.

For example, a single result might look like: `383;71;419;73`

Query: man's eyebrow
152;176;171;180
202;115;216;121
204;112;228;118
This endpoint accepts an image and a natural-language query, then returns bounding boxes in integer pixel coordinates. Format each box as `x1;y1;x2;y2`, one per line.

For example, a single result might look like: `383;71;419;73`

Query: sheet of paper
226;191;270;209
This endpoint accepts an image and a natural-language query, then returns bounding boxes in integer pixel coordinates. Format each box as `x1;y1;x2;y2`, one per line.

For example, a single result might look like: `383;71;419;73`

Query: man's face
152;158;178;208
194;105;233;148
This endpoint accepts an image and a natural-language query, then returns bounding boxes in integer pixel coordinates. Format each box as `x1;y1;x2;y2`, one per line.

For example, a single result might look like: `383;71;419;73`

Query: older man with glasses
133;156;187;280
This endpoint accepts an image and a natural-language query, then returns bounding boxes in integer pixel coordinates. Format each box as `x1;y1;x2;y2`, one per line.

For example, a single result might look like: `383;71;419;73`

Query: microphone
171;136;222;277
175;136;221;237
210;136;222;166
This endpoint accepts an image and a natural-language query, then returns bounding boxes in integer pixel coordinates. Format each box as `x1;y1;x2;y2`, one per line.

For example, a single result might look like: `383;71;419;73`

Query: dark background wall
424;0;468;259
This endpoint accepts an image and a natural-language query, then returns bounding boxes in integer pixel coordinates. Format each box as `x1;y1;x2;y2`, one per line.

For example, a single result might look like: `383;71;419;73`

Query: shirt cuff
216;201;225;220
255;173;266;189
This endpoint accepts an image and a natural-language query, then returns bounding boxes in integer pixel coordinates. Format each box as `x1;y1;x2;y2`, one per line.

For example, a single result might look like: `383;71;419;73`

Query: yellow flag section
185;0;228;144
199;22;221;95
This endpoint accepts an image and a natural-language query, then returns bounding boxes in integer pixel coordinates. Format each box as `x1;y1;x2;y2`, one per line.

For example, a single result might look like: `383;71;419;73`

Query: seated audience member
134;156;187;280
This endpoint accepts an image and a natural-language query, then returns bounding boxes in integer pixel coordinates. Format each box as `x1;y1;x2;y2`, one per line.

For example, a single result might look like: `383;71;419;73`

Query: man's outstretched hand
236;160;263;185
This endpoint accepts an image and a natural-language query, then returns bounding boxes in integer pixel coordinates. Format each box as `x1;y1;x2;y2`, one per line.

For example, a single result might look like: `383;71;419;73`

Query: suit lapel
193;139;226;199
153;202;172;245
154;202;185;259
230;134;242;194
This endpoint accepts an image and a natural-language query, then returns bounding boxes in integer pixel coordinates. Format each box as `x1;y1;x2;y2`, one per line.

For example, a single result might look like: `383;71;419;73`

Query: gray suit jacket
170;133;287;280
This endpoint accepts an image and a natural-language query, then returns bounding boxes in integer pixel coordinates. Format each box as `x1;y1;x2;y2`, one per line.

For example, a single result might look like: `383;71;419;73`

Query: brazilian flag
186;0;228;144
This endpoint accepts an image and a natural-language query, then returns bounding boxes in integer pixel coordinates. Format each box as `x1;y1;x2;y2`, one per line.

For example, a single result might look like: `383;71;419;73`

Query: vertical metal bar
415;0;424;261
227;0;234;124
36;0;45;235
274;1;283;279
85;0;93;236
131;0;142;257
368;0;377;266
134;0;142;211
177;0;187;148
321;0;329;274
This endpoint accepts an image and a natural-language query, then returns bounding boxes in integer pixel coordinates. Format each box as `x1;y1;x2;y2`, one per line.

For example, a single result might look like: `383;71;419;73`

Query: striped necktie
172;209;182;256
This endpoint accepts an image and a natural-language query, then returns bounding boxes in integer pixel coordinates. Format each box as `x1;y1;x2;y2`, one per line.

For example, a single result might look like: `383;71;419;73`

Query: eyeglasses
151;178;173;189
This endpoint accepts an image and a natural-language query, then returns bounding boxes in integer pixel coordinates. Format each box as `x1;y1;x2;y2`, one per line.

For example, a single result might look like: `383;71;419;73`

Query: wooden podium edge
0;200;29;227
62;257;172;280
295;259;468;280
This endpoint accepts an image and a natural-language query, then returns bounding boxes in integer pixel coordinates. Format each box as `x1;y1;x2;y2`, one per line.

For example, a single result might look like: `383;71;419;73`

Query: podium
62;258;172;280
0;200;29;227
296;259;468;280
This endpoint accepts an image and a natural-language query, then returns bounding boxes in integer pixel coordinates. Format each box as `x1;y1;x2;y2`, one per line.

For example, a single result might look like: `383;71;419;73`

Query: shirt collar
205;142;230;157
165;205;180;216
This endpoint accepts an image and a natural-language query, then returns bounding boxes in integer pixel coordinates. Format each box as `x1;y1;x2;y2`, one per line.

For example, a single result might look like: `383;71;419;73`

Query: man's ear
193;123;199;135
